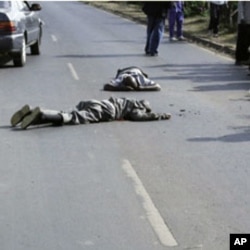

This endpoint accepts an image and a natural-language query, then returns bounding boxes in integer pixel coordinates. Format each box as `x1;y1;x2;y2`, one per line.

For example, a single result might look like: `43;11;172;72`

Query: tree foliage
184;1;238;28
130;1;239;28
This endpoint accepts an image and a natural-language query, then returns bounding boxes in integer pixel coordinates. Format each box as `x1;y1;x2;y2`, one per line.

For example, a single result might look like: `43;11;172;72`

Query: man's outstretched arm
128;110;171;121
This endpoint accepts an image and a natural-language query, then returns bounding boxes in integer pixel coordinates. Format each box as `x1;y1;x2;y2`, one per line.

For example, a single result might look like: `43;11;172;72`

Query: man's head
138;99;151;112
123;75;138;89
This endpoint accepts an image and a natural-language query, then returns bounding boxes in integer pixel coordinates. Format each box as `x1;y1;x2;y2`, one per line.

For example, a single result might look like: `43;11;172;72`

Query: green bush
128;1;238;29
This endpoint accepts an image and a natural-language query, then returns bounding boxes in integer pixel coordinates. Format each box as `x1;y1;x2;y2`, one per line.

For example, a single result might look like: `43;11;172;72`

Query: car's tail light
0;21;16;32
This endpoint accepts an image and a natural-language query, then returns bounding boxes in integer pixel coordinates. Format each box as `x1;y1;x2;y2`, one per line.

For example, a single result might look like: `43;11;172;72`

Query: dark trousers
235;23;250;63
208;3;221;34
145;16;165;54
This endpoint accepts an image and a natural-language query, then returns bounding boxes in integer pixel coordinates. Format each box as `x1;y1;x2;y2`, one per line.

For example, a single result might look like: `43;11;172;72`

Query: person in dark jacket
142;2;170;56
235;1;250;65
10;97;171;129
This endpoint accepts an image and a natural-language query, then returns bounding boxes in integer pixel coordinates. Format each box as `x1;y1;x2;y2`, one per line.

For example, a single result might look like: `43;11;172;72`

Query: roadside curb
87;2;235;59
183;32;235;58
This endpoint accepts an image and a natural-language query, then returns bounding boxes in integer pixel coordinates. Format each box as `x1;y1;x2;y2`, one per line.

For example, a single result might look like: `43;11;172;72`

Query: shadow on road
56;53;145;59
0;56;12;68
148;63;250;91
188;126;250;143
191;82;250;92
0;124;59;131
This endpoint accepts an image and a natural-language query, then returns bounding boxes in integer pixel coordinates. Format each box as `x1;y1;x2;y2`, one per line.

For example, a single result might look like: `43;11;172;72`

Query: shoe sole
11;105;31;127
21;107;41;129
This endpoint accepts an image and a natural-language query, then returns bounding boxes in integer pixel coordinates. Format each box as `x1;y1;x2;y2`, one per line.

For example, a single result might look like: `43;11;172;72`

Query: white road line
67;63;79;81
51;34;58;42
122;159;178;247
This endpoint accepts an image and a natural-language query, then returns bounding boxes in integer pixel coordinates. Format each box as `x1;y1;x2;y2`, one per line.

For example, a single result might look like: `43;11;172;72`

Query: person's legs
213;9;220;35
209;4;220;36
145;16;154;54
242;24;250;64
208;3;215;31
149;17;165;55
235;24;250;63
21;107;64;129
176;11;184;39
168;9;176;39
246;25;250;62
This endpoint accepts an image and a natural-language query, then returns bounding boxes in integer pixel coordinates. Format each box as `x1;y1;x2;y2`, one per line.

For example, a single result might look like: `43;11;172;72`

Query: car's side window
0;1;11;8
15;1;30;11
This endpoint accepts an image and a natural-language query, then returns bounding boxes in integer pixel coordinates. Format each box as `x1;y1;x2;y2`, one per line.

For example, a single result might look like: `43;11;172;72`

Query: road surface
0;2;250;250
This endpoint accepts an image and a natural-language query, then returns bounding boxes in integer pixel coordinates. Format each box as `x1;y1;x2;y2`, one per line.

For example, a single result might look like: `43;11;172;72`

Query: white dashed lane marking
67;62;79;81
122;159;178;247
50;35;79;81
51;34;58;42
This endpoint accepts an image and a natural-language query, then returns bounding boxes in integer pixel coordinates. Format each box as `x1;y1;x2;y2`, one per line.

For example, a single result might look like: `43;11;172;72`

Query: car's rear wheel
30;28;42;55
13;37;26;67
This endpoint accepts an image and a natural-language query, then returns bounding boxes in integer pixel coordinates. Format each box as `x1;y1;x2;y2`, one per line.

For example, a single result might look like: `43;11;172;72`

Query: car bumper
0;33;23;55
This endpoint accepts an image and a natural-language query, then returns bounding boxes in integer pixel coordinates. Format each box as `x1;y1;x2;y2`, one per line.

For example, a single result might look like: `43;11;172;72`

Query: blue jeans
145;16;165;54
168;10;184;38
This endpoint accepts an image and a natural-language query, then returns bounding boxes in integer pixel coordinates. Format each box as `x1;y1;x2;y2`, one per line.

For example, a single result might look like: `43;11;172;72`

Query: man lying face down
10;97;171;130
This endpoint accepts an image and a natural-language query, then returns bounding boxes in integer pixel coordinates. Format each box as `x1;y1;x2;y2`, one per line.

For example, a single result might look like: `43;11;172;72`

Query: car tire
13;37;26;67
30;28;41;55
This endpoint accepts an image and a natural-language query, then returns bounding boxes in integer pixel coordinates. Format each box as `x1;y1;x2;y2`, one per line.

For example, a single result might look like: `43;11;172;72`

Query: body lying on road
11;97;171;130
104;67;161;91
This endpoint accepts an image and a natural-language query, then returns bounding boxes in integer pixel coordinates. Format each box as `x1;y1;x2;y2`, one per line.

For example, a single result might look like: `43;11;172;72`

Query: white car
0;1;42;67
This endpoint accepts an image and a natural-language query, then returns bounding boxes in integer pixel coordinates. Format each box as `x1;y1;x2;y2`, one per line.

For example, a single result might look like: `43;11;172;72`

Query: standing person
10;97;171;129
142;1;170;56
168;1;185;41
235;1;250;65
208;1;227;37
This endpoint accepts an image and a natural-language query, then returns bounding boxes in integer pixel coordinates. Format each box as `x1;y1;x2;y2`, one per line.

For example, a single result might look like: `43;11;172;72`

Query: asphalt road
1;2;250;250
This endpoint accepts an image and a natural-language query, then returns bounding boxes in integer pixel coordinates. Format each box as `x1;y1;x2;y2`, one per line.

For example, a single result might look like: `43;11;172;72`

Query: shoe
145;51;158;56
178;36;186;41
213;33;219;38
169;37;177;42
21;107;41;129
150;52;158;56
235;61;243;66
11;104;31;127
